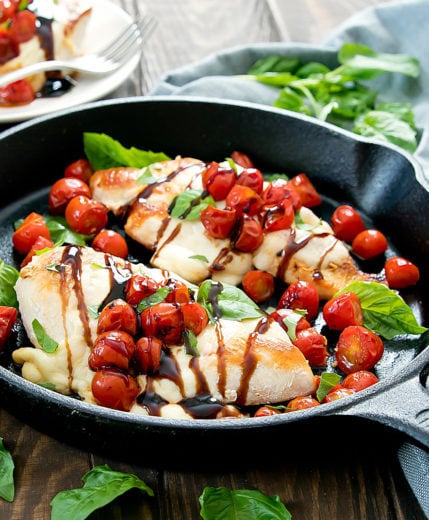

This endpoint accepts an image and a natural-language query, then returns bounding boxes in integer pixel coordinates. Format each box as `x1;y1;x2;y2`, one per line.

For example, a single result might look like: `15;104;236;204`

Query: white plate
0;0;142;124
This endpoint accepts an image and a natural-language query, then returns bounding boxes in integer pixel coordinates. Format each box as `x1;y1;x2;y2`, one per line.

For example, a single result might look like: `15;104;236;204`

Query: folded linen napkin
150;1;429;516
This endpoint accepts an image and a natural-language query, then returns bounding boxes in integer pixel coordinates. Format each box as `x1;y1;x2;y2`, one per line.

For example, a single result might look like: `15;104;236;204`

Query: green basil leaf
337;281;428;340
136;165;161;184
246;72;298;88
295;61;330;78
83;132;170;171
274;87;312;116
189;254;209;263
50;464;153;520
0;259;19;308
247;55;300;74
0;438;14;502
316;372;342;402
32;319;59;353
38;382;56;390
199;487;291;520
184;329;200;357
169;189;216;221
375;102;417;130
45;216;92;246
283;310;306;342
137;286;171;312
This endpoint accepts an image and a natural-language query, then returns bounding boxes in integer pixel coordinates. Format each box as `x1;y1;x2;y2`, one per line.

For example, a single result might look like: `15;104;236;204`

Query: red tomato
230;151;254;169
125;274;160;306
236;168;264;194
135;336;163;374
165;278;191;304
200;206;237;239
322;291;363;330
0;29;18;65
20;235;54;267
48;177;91;215
269;307;311;335
92;229;129;259
335;325;384;374
65;195;108;235
181;302;209;336
352;229;388;260
384;256;420;289
225;184;263;216
293;328;329;367
0;79;34;105
89;330;135;371
64;158;93;183
0;306;17;351
97;299;137;336
233;216;264;253
323;387;356;403
330;204;366;242
277;280;319;321
202;162;237;201
140;302;183;345
263;198;294;232
287;173;322;208
242;270;275;303
12;212;51;255
0;1;17;23
9;10;36;43
263;178;302;210
253;406;282;417
91;368;140;411
342;370;379;392
287;395;320;411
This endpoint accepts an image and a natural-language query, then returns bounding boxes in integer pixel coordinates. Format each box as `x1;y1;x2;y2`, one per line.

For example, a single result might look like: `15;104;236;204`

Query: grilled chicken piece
13;246;315;418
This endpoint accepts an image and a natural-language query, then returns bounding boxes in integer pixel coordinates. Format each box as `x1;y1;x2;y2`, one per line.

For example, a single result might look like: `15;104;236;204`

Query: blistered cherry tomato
20;235;54;267
64;158;93;183
202;162;236;201
241;270;275;303
0;79;34;105
89;330;135;371
233;216;263;253
352;229;388;260
48;177;91;215
263;178;301;210
322;291;363;330
278;280;319;321
331;204;366;242
12;212;51;255
287;395;320;411
9;9;36;43
125;274;160;306
181;302;209;336
135;336;163;374
230;151;254;169
263;198;294;232
236;168;264;194
140;302;183;345
293;328;329;367
92;229;129;259
91;368;140;411
97;299;137;336
323;387;356;403
200;206;237;239
165;278;191;304
225;184;263;216
0;306;17;351
384;256;420;289
287;173;322;208
65;195;108;235
0;29;18;65
342;370;379;392
0;2;17;24
335;325;384;374
253;405;282;417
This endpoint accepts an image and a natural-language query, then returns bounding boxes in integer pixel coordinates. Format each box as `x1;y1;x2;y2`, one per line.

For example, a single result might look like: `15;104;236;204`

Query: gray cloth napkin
149;1;429;516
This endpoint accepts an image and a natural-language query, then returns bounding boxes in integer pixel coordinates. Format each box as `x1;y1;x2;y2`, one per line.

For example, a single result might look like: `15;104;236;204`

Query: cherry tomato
89;330;135;371
65;195;108;235
287;395;320;411
91;368;140;411
342;370;379;392
352;229;388;260
92;229;129;259
225;184;263;216
140;302;183;345
322;291;363;330
20;235;54;267
12;212;51;255
181;302;209;336
241;270;275;303
0;306;17;351
263;178;302;210
233;216;263;253
48;177;91;215
64;158;93;183
236;168;264;194
384;256;420;289
0;29;18;65
263;198;294;232
0;79;34;105
202;162;236;201
9;10;36;43
165;278;191;305
293;328;329;367
323;387;355;403
287;173;322;208
0;1;17;24
277;280;319;321
330;204;366;242
230;151;254;169
253;405;282;417
125;274;160;306
269;307;311;335
135;336;163;374
335;325;384;374
97;299;137;336
200;205;237;239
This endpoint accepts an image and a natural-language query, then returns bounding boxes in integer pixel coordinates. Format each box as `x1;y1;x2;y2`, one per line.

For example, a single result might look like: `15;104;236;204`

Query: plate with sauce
0;0;142;124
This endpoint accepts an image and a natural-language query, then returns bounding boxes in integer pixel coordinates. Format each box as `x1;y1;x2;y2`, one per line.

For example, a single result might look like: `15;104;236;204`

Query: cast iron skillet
0;97;428;464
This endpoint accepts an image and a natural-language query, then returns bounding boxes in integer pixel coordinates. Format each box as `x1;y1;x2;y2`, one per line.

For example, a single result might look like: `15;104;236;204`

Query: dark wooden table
1;0;427;518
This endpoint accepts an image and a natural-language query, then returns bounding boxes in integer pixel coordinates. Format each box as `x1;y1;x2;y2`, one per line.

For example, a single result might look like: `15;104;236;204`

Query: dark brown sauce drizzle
99;254;133;309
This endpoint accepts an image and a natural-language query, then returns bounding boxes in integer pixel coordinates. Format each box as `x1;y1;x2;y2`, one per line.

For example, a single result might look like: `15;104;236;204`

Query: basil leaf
337;281;428;340
189;254;209;263
0;259;19;308
50;464;153;520
197;280;263;321
247;55;300;74
316;372;342;402
45;216;92;246
137;286;171;312
169;189;216;221
184;329;200;357
83;132;171;171
32;319;59;353
199;487;291;520
283;310;306;342
136;165;160;184
0;438;14;502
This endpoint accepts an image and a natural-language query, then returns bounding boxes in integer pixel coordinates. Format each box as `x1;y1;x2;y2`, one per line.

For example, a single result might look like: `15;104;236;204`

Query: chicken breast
13;246;315;418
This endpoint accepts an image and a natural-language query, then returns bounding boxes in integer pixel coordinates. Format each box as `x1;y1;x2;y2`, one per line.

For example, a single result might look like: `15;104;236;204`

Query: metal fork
0;17;156;87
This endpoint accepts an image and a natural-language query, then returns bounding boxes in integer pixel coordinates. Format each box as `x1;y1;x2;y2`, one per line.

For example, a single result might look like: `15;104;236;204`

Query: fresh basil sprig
0;259;19;308
0;438;14;502
169;189;216;221
50;465;153;520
